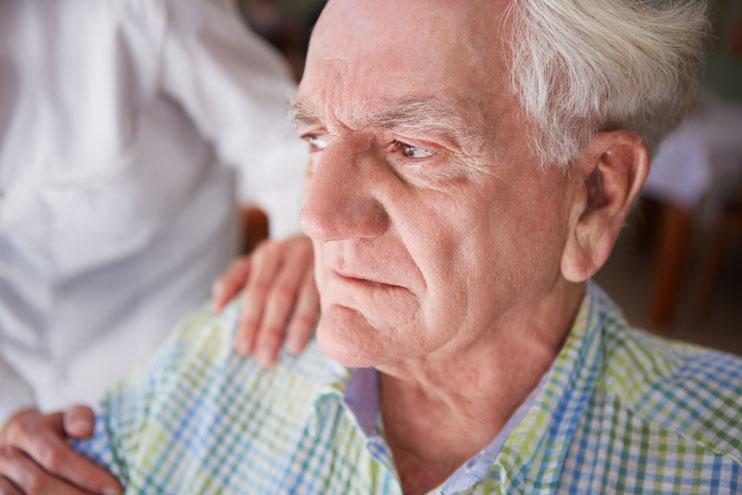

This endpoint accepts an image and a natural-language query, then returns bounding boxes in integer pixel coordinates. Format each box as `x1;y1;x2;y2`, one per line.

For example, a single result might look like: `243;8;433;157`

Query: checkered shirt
73;283;742;493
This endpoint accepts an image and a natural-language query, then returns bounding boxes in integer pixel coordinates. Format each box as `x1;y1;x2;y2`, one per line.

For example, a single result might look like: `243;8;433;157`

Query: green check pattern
73;284;742;493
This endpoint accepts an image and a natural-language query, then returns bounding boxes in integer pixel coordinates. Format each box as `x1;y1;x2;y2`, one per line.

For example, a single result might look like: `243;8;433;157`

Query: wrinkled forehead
299;0;509;124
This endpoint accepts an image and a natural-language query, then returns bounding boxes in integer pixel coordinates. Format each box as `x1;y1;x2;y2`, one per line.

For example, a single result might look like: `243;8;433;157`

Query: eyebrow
288;95;486;149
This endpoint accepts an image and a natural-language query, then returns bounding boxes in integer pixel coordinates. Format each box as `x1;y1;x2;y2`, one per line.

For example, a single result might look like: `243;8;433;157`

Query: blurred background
238;0;742;355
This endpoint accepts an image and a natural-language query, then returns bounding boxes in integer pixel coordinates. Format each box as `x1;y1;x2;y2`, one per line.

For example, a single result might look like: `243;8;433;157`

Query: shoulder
74;299;343;490
139;298;340;406
93;296;341;450
597;314;741;461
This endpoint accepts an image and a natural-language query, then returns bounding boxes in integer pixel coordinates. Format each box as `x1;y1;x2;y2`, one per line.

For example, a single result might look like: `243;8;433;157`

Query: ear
561;131;649;282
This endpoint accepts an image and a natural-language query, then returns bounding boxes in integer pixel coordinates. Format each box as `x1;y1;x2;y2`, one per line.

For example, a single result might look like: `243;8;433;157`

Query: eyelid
299;129;442;159
300;132;329;152
391;138;437;159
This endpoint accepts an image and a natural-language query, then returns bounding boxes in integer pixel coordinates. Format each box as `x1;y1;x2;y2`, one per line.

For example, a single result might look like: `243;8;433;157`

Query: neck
378;280;585;494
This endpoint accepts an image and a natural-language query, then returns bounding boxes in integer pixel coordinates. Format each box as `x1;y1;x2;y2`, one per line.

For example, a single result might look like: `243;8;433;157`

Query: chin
316;305;386;368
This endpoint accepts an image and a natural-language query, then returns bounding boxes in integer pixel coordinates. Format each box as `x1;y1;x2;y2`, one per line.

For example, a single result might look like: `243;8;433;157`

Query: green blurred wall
705;0;742;102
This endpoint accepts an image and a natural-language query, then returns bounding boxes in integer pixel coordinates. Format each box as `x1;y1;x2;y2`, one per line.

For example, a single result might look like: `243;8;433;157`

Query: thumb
63;404;96;438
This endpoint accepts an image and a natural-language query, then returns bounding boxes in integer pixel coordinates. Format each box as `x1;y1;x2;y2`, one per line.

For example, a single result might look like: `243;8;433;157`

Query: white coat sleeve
0;347;36;425
158;0;307;240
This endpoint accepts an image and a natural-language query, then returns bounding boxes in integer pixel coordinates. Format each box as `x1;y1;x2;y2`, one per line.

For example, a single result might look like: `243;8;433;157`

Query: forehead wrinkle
363;96;489;152
291;94;490;154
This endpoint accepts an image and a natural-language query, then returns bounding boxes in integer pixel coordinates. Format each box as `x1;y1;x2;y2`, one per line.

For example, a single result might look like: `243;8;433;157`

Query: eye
302;134;329;152
393;140;436;159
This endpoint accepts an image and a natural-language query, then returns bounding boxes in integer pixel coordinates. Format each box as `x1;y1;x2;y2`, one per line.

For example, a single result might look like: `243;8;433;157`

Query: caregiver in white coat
0;1;317;492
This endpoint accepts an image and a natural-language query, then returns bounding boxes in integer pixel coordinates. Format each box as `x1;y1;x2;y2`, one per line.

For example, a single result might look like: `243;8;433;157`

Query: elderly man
1;0;739;493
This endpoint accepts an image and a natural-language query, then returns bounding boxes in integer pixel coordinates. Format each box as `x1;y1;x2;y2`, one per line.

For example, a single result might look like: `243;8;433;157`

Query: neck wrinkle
377;279;585;421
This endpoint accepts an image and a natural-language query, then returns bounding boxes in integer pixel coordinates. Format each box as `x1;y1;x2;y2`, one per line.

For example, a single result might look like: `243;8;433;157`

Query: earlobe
560;131;649;282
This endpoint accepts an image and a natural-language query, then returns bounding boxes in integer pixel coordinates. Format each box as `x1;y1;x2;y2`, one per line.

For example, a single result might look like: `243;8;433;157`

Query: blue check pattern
73;283;742;493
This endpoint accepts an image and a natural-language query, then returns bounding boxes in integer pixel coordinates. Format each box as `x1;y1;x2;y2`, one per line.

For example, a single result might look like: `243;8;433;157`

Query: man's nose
300;143;389;242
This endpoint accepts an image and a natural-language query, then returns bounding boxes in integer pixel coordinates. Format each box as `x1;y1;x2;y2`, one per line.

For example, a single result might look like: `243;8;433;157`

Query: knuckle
38;444;62;470
292;313;317;330
270;284;296;304
298;288;319;308
302;272;318;288
255;238;272;250
212;278;225;293
5;421;29;444
261;325;285;339
295;239;312;257
238;316;259;332
219;276;237;291
229;257;246;270
226;260;247;277
0;445;12;463
23;473;46;495
254;240;277;257
247;278;271;296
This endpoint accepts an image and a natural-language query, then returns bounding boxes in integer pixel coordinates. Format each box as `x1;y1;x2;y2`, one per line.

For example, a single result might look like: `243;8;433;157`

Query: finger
0;409;42;444
211;257;251;313
62;406;94;438
12;427;121;495
0;446;88;495
0;477;22;495
285;271;320;354
234;243;282;355
3;412;64;447
252;248;310;366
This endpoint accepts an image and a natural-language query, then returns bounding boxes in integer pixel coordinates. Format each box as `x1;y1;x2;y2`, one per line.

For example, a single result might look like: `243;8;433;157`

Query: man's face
297;0;575;367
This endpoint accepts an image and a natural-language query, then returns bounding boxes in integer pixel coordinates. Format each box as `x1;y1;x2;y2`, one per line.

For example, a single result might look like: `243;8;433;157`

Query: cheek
391;192;478;331
413;186;568;332
471;195;568;308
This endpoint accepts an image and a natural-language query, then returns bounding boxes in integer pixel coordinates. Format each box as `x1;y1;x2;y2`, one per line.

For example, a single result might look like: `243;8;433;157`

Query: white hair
502;0;710;166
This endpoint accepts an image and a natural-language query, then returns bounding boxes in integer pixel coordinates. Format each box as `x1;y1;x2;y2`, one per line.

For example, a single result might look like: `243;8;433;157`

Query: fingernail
257;347;274;366
234;338;249;356
103;487;121;495
286;335;301;355
68;418;90;432
243;343;253;356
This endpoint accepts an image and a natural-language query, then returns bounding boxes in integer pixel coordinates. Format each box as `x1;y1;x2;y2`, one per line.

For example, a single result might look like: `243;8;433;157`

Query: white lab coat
0;0;307;421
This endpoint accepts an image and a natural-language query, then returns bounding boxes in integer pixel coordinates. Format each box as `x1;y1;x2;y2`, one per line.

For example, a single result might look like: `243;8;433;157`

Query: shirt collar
311;281;610;492
486;281;609;489
342;367;379;435
312;362;381;438
440;370;549;493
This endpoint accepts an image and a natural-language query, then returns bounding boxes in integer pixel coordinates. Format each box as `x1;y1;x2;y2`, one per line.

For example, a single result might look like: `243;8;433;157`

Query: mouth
331;270;405;291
